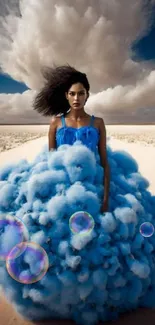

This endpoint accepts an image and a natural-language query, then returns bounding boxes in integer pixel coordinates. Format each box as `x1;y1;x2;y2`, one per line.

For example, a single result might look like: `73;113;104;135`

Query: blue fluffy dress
0;114;155;325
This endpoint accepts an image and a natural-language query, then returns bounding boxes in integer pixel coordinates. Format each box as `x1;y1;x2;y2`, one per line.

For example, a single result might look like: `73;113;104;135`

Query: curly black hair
33;64;90;117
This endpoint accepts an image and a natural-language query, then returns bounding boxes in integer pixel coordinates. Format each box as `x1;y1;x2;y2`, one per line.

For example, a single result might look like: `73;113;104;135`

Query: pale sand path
108;137;155;195
0;136;155;324
0;136;47;166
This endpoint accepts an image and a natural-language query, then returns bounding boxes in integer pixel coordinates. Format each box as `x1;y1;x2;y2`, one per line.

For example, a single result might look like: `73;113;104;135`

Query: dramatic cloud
0;0;155;123
0;90;50;124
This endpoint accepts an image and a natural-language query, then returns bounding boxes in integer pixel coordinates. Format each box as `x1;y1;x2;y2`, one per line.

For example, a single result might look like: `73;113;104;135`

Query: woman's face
66;83;89;110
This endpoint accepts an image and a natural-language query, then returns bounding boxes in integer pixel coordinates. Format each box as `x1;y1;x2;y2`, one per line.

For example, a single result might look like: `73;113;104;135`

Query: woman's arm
98;118;110;210
48;117;57;151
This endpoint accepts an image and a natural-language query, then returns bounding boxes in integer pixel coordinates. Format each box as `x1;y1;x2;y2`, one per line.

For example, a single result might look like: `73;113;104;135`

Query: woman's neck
66;109;88;120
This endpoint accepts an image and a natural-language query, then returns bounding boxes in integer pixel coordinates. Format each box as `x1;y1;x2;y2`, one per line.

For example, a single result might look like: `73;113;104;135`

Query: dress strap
61;116;66;127
90;115;95;126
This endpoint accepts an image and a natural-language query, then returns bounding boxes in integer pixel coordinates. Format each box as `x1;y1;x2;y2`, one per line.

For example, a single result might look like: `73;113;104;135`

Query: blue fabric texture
0;116;155;324
56;115;100;154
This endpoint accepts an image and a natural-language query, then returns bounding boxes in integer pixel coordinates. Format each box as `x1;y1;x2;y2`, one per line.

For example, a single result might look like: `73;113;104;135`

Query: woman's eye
70;93;85;96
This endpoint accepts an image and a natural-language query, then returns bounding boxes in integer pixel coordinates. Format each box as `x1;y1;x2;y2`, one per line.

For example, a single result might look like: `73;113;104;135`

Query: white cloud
0;90;50;124
0;0;155;123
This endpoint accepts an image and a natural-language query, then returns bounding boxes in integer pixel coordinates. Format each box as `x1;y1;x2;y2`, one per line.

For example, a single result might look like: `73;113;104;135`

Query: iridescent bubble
0;214;29;261
69;211;94;235
6;242;49;284
139;222;154;238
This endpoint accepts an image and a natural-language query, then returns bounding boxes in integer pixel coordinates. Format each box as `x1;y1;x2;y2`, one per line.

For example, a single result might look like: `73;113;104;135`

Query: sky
0;0;155;124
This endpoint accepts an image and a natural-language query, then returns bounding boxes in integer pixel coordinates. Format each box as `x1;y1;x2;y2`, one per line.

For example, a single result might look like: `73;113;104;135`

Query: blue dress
0;115;155;324
56;115;100;154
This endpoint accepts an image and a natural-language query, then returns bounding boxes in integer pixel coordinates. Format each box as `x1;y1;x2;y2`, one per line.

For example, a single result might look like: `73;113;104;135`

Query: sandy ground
108;137;155;195
0;124;155;152
0;136;47;166
0;136;155;324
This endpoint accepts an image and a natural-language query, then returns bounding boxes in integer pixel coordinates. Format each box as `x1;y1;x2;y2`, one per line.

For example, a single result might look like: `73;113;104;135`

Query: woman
33;64;110;213
0;64;155;325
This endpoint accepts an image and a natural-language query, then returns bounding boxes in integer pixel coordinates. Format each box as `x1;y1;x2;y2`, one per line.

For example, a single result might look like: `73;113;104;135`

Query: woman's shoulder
49;115;63;132
50;115;62;122
49;115;61;129
93;116;105;129
93;115;103;121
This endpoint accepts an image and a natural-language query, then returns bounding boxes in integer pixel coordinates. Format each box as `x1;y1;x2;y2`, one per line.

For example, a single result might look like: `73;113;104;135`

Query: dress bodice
56;115;100;153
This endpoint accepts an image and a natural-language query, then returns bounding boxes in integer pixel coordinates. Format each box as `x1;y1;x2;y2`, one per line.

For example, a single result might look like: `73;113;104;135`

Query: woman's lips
73;103;80;106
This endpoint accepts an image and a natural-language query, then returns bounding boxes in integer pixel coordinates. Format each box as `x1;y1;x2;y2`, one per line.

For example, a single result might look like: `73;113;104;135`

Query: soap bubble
139;222;154;238
69;211;94;235
6;242;49;284
0;214;29;261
